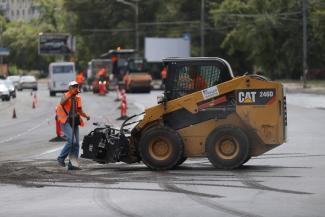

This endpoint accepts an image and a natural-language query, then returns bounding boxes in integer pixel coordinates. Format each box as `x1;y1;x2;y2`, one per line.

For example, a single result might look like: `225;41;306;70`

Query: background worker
188;65;207;90
56;81;90;170
161;66;167;88
76;71;85;91
111;53;118;80
96;67;107;81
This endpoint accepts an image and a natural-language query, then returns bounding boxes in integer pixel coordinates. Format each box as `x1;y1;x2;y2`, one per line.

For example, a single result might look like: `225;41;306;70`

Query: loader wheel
242;156;251;165
175;156;187;167
139;126;184;170
206;126;249;169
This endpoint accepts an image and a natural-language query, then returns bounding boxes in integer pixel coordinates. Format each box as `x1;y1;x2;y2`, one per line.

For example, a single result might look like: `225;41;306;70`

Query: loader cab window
165;62;232;100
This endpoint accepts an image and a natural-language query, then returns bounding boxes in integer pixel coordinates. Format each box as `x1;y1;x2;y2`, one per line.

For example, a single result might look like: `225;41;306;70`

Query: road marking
32;140;83;158
33;147;62;158
0;117;51;144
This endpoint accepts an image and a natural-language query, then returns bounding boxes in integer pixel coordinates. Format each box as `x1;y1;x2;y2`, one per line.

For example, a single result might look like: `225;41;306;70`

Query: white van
48;62;76;96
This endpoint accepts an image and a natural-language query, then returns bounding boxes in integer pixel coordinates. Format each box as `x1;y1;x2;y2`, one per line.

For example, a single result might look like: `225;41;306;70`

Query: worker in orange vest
161;67;167;87
188;65;207;90
56;81;90;170
76;71;85;91
96;68;108;93
96;68;107;78
112;54;118;79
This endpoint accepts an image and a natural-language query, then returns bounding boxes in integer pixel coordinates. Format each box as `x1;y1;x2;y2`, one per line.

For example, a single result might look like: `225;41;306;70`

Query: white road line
31;140;83;159
0;117;51;144
32;147;62;158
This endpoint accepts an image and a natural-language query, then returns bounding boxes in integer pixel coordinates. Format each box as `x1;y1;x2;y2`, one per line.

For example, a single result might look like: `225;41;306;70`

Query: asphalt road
0;84;324;217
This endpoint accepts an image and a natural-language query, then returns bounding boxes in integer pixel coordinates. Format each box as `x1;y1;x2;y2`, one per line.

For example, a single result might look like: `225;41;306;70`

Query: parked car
6;75;20;88
17;75;38;91
4;79;16;98
0;80;10;101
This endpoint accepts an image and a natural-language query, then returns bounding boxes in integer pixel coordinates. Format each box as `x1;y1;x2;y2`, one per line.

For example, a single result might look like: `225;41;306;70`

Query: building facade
0;0;39;22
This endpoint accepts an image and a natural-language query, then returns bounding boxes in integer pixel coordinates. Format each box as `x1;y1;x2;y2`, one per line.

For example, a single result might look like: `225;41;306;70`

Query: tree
2;21;56;72
211;0;325;79
211;0;306;78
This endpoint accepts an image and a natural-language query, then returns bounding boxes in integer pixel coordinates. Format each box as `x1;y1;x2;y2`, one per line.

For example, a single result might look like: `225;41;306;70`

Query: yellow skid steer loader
82;57;287;170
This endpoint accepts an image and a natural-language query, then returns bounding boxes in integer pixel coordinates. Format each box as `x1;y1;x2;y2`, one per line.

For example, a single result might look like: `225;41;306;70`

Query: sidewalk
283;82;325;95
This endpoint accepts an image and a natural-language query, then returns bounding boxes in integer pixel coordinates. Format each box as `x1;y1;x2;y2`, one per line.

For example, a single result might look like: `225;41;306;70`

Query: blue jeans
57;123;79;161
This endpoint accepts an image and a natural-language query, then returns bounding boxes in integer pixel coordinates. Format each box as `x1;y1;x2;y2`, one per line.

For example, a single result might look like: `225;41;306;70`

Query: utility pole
135;0;139;56
200;0;205;57
302;0;308;88
116;0;139;55
0;25;2;65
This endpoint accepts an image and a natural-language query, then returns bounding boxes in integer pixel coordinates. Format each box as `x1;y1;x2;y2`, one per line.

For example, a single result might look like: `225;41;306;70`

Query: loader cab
163;57;234;100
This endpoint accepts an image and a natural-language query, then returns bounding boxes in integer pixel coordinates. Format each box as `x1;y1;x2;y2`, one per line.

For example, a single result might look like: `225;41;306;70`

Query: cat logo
238;91;256;104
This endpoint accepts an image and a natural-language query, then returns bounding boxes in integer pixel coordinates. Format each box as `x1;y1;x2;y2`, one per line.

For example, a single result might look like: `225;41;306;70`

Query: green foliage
1;0;325;79
2;21;55;71
211;0;325;79
211;0;301;78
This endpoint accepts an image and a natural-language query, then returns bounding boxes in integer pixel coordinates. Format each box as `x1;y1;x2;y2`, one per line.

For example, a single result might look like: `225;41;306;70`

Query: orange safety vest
191;75;207;89
96;68;107;78
161;67;167;79
112;55;118;63
55;92;85;127
76;73;85;84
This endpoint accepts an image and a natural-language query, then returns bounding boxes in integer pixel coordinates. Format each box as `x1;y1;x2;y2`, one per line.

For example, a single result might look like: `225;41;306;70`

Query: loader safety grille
166;64;232;100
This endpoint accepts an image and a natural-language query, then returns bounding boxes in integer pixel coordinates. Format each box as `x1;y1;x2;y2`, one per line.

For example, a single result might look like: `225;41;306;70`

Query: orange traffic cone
12;108;17;119
33;93;37;104
117;89;128;120
49;118;66;142
56;119;62;137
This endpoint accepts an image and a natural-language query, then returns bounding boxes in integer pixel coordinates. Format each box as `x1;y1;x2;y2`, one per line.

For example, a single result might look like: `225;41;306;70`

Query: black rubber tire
206;125;249;169
242;156;251;165
139;126;184;170
175;156;187;167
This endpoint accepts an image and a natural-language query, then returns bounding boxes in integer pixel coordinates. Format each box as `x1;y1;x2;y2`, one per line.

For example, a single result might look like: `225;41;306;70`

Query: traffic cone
12;108;17;119
99;82;106;95
117;89;128;120
33;93;37;104
49;117;66;142
56;119;62;137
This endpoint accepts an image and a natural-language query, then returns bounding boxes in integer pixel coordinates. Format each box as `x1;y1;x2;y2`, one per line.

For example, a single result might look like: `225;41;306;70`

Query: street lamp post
116;0;139;55
200;0;205;57
302;0;308;88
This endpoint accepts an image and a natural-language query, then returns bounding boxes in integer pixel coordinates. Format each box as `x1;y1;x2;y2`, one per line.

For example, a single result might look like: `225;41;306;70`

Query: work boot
67;162;81;170
57;158;66;167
